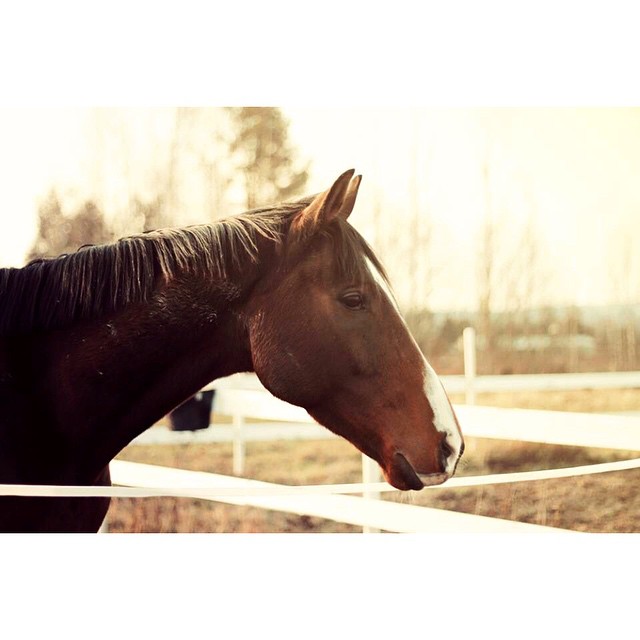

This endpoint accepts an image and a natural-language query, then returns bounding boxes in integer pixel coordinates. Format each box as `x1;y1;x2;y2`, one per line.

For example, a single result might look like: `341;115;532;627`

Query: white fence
108;369;640;533
107;460;570;533
4;356;640;532
455;326;640;403
118;331;640;532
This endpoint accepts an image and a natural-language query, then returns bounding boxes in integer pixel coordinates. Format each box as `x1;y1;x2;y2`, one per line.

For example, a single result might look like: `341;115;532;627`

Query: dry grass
107;388;640;533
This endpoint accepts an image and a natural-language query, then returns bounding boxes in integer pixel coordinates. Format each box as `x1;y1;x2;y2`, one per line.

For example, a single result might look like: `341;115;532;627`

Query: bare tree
499;209;548;327
476;159;497;368
473;112;553;373
408;113;436;310
607;224;640;369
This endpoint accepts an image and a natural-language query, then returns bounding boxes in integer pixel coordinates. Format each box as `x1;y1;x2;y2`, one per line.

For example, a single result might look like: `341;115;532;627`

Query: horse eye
340;292;365;309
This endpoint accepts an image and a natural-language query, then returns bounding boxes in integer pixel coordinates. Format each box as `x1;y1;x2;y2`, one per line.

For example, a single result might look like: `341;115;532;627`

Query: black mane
0;197;388;336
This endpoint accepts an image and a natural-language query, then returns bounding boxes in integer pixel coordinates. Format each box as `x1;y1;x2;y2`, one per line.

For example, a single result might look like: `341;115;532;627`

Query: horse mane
0;197;389;336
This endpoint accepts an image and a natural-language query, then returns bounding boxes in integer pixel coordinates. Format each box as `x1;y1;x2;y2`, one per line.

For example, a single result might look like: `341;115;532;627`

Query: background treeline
28;107;309;260
405;305;640;375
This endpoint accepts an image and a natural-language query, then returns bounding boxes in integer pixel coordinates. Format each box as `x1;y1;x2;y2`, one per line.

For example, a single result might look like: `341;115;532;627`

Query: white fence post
361;454;381;533
463;327;477;405
232;413;246;476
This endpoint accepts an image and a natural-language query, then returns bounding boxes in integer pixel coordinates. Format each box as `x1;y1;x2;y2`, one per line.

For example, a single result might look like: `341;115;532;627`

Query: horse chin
383;452;450;491
417;472;450;487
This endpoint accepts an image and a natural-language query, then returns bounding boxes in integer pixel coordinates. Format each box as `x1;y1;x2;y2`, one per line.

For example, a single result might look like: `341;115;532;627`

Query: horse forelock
318;218;390;290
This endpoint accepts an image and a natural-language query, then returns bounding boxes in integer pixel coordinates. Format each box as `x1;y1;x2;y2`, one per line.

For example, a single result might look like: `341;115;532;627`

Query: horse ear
293;169;362;236
337;173;362;220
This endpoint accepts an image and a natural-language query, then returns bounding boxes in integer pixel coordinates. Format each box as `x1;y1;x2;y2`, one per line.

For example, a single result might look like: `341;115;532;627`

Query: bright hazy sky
1;107;639;311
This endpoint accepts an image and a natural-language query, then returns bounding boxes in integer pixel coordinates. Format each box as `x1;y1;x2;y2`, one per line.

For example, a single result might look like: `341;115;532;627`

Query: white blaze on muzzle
422;357;464;476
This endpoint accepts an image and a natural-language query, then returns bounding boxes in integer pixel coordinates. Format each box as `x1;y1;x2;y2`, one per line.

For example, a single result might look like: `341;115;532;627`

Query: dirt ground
107;388;640;533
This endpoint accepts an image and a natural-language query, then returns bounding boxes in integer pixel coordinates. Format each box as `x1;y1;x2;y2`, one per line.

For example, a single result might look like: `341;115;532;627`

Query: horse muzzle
386;451;451;491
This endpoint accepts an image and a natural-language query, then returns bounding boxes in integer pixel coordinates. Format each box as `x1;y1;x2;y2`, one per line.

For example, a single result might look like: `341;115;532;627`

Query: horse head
245;169;464;490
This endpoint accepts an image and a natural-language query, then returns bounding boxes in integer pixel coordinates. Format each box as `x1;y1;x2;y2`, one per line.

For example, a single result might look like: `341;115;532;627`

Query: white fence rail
205;368;640;396
456;405;640;450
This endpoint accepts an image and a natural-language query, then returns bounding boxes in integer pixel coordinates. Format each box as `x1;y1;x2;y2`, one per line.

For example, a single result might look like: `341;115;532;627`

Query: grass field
108;388;640;533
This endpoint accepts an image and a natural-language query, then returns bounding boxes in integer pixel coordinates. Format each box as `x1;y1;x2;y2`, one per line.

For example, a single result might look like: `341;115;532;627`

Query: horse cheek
247;309;328;408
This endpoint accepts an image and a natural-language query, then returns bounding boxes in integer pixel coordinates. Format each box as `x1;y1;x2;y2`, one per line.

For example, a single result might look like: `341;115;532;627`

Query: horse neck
37;270;258;477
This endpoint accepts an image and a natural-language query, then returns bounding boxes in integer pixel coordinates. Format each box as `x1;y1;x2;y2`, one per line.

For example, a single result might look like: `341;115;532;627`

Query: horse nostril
438;438;454;471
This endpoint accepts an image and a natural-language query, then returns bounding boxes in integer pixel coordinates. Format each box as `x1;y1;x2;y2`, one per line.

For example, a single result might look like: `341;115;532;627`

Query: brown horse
0;169;463;532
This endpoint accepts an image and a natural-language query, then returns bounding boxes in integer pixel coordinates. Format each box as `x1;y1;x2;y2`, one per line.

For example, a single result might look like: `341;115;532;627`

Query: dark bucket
168;390;215;431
